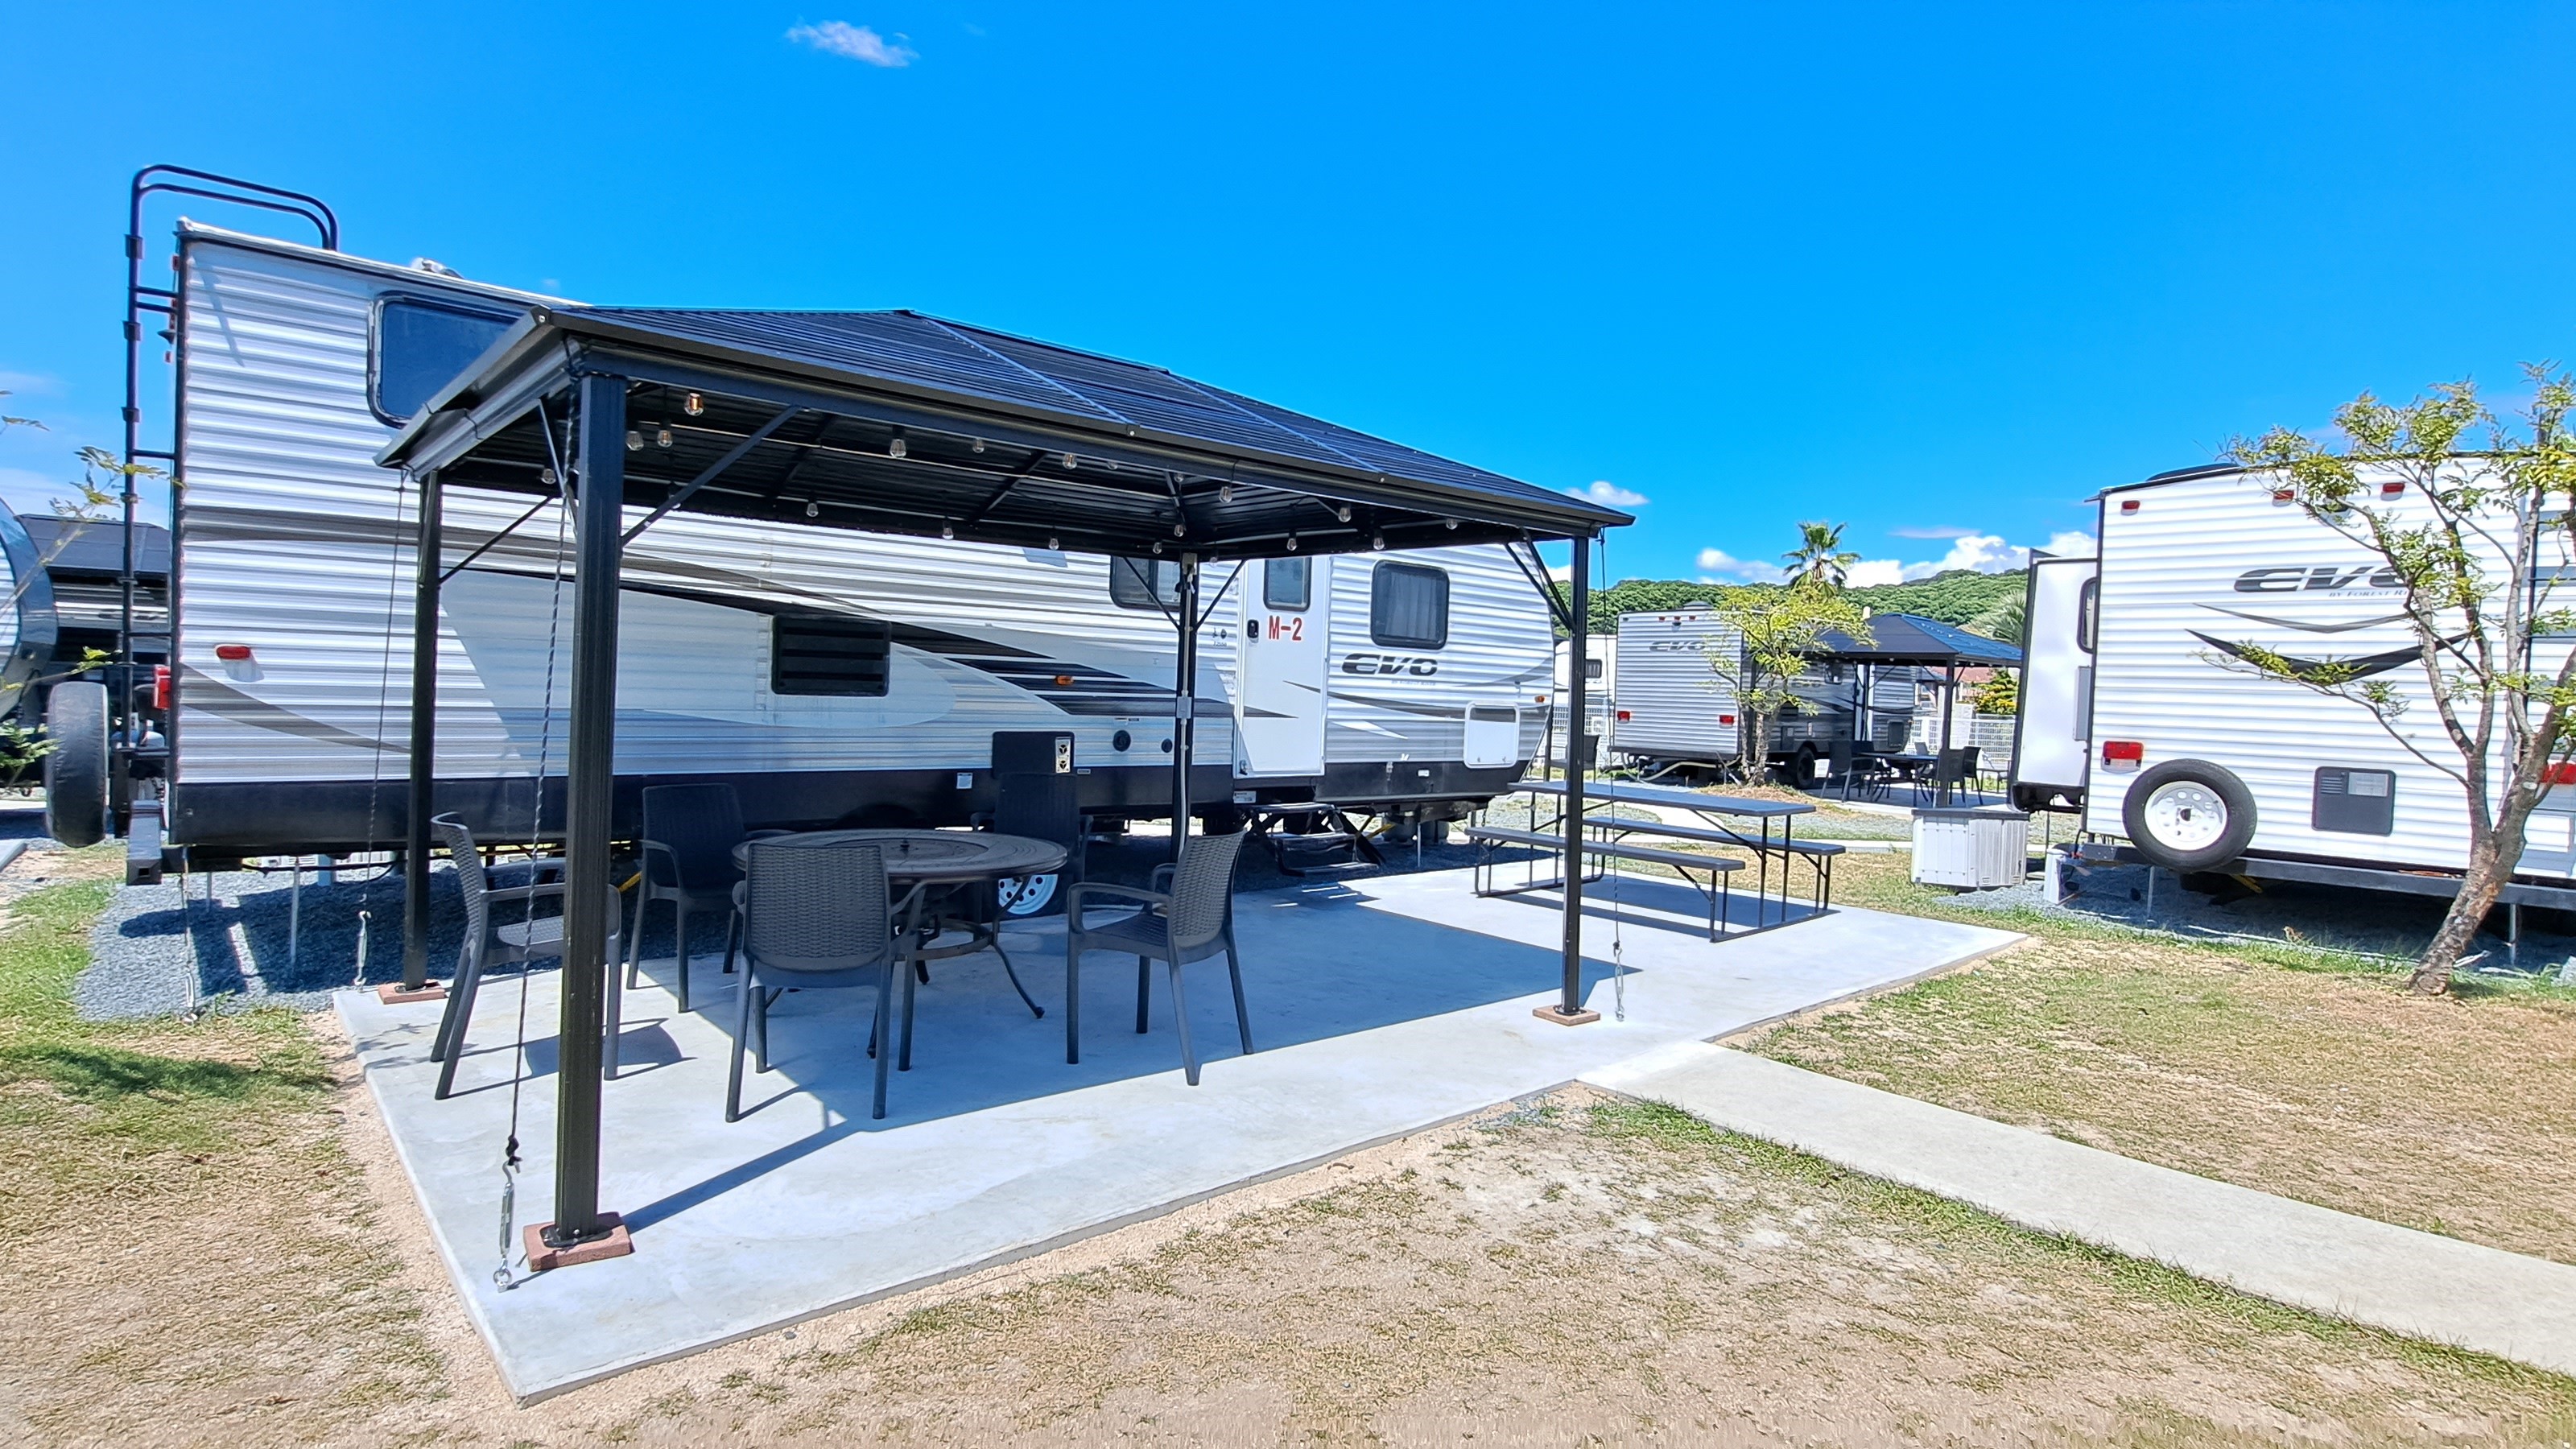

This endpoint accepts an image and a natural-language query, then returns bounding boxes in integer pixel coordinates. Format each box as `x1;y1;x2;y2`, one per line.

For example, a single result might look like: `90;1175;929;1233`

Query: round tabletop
732;828;1068;883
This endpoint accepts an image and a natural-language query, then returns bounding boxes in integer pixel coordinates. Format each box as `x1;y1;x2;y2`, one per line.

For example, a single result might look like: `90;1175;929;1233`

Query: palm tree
1782;521;1860;587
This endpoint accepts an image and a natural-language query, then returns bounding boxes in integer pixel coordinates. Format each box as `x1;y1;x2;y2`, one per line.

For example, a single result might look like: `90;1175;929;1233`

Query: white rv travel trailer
53;220;1556;876
1608;605;1922;779
2011;462;2576;906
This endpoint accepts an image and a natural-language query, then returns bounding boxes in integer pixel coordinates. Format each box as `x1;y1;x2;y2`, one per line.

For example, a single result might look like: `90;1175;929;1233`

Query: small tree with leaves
2222;368;2576;993
1704;576;1867;780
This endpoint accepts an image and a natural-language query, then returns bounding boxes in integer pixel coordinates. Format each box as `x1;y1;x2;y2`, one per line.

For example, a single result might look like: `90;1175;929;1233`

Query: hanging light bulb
1062;452;1078;469
1046;535;1059;550
1335;505;1352;522
940;523;955;539
625;430;643;452
1219;485;1234;504
972;437;985;454
1372;535;1386;551
1443;518;1458;530
888;431;906;459
655;427;673;448
805;499;819;518
683;392;704;417
1151;540;1164;555
1173;522;1187;537
1286;535;1299;552
539;468;558;486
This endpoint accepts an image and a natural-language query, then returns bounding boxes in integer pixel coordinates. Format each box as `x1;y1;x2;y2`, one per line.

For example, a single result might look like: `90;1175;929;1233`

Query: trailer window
1369;562;1449;650
370;297;517;423
2076;577;2099;654
1108;557;1183;611
1262;557;1310;610
771;615;891;696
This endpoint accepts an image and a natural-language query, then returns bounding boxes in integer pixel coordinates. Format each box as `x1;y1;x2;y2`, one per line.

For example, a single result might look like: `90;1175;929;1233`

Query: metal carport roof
381;305;1629;557
1814;612;2022;668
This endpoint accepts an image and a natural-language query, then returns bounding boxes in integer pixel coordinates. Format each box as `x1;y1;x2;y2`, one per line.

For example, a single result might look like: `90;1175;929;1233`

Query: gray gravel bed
1947;855;2576;980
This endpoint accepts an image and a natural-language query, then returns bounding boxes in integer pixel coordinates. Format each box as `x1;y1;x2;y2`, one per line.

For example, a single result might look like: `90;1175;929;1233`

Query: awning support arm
1505;539;1579;634
440;491;555;584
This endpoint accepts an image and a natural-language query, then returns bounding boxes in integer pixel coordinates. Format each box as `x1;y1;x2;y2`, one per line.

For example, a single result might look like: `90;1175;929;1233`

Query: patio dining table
731;828;1069;982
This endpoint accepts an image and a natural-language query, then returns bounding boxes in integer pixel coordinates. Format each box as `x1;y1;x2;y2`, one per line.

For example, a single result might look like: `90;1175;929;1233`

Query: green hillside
1554;568;2027;639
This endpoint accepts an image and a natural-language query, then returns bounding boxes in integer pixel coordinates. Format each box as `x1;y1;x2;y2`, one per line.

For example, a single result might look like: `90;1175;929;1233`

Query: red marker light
2380;481;2406;497
1718;714;1736;726
2102;740;2145;763
214;644;253;662
1616;709;1632;721
153;664;171;712
2120;498;2140;514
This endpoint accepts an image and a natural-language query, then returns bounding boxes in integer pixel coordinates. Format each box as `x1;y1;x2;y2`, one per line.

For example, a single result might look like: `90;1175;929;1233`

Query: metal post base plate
1531;1004;1601;1027
377;982;448;1005
524;1213;634;1271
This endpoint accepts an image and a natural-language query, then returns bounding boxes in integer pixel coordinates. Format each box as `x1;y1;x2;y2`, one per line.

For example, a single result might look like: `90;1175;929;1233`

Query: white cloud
2038;530;2096;557
1695;547;1786;584
1568;480;1648;509
787;20;918;66
1843;558;1906;588
1897;533;2024;580
1888;524;1977;540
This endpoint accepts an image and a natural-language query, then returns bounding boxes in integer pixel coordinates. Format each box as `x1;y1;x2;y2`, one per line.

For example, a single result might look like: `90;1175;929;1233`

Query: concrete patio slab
1583;1043;2576;1378
341;865;2017;1399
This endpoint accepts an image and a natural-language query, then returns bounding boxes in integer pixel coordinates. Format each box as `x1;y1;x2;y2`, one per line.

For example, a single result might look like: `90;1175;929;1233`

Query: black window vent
772;616;891;696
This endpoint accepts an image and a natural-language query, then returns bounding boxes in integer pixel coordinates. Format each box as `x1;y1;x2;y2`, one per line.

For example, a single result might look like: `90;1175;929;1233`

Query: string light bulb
539;468;558;486
805;499;819;518
654;427;673;448
888;431;906;459
625;430;643;452
1372;535;1386;551
1219;485;1234;504
1286;535;1299;552
683;392;704;417
1443;518;1458;530
1046;535;1059;550
940;523;955;539
1151;540;1164;555
1062;452;1079;469
1173;522;1186;537
972;437;985;453
1335;506;1352;522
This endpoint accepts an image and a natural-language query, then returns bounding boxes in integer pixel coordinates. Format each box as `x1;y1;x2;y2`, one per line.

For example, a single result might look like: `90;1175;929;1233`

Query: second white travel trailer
1607;605;1936;780
2010;461;2576;908
60;217;1565;882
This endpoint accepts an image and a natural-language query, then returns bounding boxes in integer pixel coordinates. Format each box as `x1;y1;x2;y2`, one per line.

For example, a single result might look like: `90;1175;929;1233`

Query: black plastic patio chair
1063;826;1254;1085
623;783;784;1013
727;840;927;1123
1920;745;1980;807
427;814;625;1100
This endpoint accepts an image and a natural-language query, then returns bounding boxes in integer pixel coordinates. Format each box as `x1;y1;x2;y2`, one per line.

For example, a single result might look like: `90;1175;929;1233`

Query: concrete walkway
1583;1042;2576;1379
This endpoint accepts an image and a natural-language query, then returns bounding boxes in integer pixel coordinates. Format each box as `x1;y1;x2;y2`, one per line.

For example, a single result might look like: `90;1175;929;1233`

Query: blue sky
4;2;2573;585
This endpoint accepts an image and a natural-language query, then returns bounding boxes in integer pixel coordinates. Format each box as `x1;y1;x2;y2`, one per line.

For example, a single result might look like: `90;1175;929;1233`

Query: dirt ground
14;1014;2576;1447
1753;853;2576;1265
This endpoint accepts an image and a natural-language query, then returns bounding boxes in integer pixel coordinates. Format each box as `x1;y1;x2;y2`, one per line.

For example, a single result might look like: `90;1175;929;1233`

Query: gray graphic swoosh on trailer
180;668;401;753
2198;605;2412;634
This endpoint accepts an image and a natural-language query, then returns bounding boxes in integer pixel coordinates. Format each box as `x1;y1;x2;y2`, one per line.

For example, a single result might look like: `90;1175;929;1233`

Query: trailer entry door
1235;557;1328;777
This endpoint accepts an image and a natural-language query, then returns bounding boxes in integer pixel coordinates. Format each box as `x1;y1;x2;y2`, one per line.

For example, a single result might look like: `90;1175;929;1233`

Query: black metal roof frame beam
621;403;803;545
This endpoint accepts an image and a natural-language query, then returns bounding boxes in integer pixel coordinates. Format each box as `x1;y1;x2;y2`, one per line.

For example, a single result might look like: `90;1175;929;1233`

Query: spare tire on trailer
2121;758;2256;873
44;680;109;848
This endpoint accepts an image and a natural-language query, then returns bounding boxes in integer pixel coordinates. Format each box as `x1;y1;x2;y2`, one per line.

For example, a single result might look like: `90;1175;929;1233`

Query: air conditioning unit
1912;807;2030;889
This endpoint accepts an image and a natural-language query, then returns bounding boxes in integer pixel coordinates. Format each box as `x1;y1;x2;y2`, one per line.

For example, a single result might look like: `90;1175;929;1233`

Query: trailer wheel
43;680;109;848
996;873;1060;917
2122;759;2255;873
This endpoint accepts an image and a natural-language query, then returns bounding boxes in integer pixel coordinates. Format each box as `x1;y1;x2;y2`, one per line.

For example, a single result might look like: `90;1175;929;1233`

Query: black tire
2121;758;2256;873
1793;743;1819;787
44;680;109;848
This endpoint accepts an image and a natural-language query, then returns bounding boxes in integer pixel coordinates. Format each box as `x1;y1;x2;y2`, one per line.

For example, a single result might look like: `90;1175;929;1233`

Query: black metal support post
1556;539;1591;1017
1170;553;1201;861
552;374;626;1246
1938;663;1958;806
401;471;444;989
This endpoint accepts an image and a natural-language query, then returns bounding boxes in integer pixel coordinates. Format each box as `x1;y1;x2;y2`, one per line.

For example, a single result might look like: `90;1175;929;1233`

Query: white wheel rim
997;873;1059;916
2143;782;2229;852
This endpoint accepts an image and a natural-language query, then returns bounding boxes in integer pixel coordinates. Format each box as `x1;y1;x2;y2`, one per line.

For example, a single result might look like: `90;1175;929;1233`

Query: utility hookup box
1912;807;2031;889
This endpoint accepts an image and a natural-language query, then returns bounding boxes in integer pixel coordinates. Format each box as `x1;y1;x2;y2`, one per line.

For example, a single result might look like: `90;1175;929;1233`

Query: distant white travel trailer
2011;462;2576;906
1607;605;1920;779
57;221;1555;872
